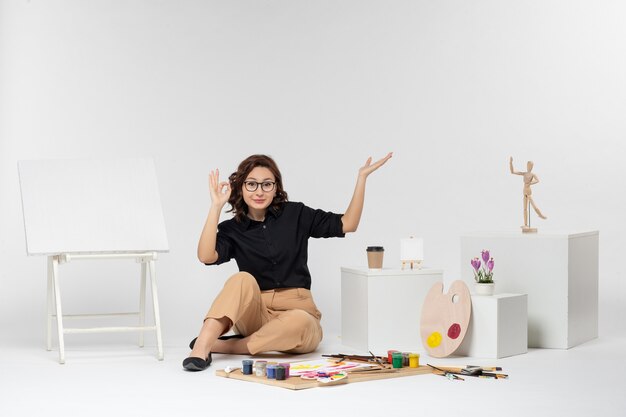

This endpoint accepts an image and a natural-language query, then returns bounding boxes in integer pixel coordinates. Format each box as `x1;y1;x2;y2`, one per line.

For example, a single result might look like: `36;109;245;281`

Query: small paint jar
266;364;277;379
402;352;410;367
278;362;290;379
275;365;286;380
392;352;403;368
409;353;420;368
387;350;398;364
254;360;267;377
242;359;254;375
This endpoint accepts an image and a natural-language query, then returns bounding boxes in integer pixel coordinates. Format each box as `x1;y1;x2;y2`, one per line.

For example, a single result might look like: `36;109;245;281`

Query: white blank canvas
18;158;169;255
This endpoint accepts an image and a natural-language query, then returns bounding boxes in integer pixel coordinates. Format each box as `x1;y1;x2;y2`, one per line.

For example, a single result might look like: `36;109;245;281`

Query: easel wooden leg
148;259;164;360
51;256;65;364
139;262;146;348
46;256;54;351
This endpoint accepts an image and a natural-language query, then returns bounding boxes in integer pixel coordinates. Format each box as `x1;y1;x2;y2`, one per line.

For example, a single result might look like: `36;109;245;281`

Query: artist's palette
316;372;348;386
420;280;471;358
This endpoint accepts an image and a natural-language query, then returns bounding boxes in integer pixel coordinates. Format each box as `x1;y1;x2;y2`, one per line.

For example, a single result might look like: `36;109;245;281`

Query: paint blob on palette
420;280;471;358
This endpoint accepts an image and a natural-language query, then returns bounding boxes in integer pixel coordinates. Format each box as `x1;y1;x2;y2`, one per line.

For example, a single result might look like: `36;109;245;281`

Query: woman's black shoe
188;334;244;350
182;353;212;372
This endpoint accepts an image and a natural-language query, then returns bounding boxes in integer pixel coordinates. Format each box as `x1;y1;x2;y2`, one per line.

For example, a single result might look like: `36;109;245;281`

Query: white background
1;0;625;348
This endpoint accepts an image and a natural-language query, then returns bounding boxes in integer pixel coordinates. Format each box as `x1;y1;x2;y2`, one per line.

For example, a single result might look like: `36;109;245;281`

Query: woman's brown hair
227;154;289;222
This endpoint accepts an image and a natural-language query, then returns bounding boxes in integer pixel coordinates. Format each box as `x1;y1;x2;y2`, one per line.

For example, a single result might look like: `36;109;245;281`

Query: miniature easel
400;236;423;270
401;260;422;270
509;157;547;233
19;158;169;363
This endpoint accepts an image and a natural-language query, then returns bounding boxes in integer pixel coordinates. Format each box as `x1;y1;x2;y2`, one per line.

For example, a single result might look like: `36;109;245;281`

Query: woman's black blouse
207;201;345;290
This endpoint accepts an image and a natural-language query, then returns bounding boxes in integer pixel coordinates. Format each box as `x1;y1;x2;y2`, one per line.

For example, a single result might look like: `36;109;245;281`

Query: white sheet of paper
287;359;371;377
18;157;169;255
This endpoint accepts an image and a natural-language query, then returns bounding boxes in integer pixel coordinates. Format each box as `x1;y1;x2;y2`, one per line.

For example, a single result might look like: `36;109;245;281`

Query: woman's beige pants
205;272;323;355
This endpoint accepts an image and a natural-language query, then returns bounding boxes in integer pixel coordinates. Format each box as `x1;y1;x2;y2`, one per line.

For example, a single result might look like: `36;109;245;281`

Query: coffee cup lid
366;246;384;251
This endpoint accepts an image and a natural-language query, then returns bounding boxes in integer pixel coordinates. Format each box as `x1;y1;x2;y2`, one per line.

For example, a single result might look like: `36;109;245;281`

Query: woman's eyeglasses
244;181;276;192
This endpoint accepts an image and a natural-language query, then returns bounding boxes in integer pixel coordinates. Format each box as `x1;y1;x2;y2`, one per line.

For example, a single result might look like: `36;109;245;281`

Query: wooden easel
19;158;169;363
400;237;423;270
46;252;163;364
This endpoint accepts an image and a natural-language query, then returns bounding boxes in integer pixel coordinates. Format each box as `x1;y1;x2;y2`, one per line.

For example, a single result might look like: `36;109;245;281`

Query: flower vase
474;282;495;296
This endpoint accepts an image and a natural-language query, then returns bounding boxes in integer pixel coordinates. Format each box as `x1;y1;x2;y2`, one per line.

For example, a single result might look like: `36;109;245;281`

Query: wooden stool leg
148;259;164;360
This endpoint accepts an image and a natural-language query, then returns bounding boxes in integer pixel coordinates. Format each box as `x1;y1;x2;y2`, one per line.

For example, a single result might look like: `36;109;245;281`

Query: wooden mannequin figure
509;157;547;233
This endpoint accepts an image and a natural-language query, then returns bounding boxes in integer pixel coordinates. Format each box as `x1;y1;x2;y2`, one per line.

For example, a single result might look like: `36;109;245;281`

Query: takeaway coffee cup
366;246;384;269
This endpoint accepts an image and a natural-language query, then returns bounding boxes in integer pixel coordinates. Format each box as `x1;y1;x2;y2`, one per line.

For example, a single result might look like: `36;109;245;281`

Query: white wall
1;0;625;347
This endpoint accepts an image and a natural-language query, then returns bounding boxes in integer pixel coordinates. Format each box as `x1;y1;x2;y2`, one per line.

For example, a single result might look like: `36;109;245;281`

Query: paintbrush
430;365;509;379
435;365;506;375
322;353;387;365
346;367;398;374
427;364;464;381
369;350;387;367
479;372;509;379
468;365;502;371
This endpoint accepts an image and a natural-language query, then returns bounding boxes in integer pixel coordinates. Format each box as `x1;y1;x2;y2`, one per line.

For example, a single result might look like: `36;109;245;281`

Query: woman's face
242;166;277;214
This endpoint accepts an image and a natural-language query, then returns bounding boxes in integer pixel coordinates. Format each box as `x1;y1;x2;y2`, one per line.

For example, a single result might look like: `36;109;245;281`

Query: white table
457;293;528;358
341;266;443;354
461;231;599;349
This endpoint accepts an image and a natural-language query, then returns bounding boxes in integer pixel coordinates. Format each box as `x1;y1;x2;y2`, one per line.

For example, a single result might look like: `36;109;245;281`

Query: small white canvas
18;157;169;255
400;237;424;261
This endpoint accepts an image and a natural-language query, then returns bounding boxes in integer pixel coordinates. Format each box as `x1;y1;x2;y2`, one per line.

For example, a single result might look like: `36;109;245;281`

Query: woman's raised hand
209;169;231;208
358;152;393;179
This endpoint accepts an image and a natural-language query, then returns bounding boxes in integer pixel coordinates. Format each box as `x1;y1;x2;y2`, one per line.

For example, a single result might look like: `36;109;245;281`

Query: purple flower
471;258;481;271
471;250;495;283
487;258;494;272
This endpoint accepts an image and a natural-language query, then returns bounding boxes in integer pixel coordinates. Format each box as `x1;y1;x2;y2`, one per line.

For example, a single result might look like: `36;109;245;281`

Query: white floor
2;334;625;417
